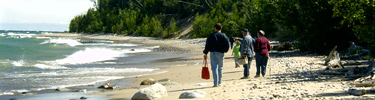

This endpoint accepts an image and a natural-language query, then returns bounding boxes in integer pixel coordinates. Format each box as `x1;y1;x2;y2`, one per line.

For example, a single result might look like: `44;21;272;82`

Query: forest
69;0;375;53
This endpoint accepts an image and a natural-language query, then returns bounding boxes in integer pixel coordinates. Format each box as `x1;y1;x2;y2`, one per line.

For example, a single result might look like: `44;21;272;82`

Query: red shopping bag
201;58;210;80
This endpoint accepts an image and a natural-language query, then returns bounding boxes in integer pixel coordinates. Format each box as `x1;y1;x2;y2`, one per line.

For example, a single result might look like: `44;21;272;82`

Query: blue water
0;30;172;95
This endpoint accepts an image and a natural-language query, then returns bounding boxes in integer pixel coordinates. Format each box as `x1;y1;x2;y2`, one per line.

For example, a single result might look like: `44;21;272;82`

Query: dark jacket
203;32;230;55
240;34;255;57
254;36;271;57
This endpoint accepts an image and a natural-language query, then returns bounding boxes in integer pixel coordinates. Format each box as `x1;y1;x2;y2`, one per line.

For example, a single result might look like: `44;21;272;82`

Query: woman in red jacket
254;30;271;77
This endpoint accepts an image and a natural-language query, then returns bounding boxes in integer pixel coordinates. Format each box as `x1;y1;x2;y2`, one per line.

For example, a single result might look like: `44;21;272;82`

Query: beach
76;34;373;99
91;51;375;99
2;33;374;100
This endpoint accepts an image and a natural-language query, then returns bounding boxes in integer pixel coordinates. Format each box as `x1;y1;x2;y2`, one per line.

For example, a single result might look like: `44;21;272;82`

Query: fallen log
348;88;366;96
320;71;346;75
325;46;338;65
325;46;344;70
352;67;375;87
353;82;375;87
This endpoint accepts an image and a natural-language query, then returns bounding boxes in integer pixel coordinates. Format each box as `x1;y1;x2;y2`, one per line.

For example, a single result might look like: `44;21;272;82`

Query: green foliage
330;0;375;44
70;0;181;38
70;0;375;53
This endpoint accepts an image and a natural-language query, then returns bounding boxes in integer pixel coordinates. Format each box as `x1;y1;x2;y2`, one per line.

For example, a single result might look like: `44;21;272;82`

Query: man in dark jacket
203;23;230;87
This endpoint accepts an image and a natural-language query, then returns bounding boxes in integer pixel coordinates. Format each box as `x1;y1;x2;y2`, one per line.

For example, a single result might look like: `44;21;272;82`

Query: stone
80;97;87;99
163;81;178;86
348;88;366;96
273;94;281;98
98;83;120;89
179;90;206;99
131;83;168;100
140;78;157;85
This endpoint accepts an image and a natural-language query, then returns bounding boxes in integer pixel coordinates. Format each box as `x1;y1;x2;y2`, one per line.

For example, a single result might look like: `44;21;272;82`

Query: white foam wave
1;92;14;96
53;47;152;65
41;38;82;46
7;32;36;38
54;48;125;65
33;64;69;69
0;33;6;37
146;46;160;49
11;60;25;67
35;36;51;39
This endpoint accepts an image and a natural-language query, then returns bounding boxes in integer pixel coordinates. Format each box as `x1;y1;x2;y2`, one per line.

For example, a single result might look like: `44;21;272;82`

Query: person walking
254;30;271;77
238;28;255;79
203;23;230;87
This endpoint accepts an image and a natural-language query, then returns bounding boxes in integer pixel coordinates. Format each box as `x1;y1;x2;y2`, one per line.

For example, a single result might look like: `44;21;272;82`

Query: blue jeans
234;57;240;68
210;52;224;86
243;56;253;77
255;53;268;76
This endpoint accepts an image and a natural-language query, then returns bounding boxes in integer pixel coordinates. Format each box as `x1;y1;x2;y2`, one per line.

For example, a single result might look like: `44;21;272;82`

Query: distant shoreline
38;33;206;53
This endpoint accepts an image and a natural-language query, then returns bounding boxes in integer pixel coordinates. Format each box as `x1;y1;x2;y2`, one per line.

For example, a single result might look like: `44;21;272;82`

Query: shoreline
2;33;374;99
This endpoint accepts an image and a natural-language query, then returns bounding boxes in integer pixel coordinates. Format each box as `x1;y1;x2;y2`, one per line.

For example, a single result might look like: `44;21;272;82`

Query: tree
330;0;375;44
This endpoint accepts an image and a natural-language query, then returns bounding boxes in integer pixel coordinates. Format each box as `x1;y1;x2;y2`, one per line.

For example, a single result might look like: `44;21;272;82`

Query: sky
0;0;94;31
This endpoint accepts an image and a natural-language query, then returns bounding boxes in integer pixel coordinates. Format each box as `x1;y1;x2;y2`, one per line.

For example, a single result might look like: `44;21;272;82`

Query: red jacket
254;37;271;57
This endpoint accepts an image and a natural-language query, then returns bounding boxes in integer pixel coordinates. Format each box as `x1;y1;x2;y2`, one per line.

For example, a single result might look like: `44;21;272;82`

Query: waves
40;38;82;46
0;31;162;93
52;47;151;65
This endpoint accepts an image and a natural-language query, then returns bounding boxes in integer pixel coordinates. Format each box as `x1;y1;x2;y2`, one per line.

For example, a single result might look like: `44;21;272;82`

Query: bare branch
178;0;204;8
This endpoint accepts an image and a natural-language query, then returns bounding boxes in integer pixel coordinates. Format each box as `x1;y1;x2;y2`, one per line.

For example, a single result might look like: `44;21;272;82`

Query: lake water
0;30;192;95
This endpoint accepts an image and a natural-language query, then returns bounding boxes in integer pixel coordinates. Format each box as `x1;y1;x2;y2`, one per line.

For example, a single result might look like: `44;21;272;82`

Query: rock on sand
140;78;157;85
179;90;206;99
131;83;168;100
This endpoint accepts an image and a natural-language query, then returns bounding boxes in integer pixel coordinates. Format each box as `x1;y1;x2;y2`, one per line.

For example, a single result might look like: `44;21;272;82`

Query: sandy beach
6;33;373;100
45;33;373;100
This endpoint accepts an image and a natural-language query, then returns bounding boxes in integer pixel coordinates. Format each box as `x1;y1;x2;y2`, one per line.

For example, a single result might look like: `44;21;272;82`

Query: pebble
80;97;87;99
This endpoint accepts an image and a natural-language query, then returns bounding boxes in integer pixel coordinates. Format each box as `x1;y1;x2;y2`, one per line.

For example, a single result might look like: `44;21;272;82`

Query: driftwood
320;71;346;75
325;46;344;70
351;61;375;87
343;42;371;60
348;88;366;96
